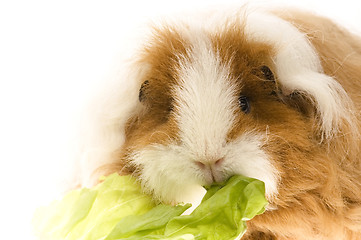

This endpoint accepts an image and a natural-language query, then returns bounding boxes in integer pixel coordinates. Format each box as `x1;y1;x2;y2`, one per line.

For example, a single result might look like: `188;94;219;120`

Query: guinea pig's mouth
202;176;229;190
128;131;279;204
194;160;228;186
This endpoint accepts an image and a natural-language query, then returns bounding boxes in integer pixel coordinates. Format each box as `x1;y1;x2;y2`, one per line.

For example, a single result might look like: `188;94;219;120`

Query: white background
0;0;360;239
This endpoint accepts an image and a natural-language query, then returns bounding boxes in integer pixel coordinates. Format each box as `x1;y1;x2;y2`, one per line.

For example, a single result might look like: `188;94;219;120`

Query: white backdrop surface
0;0;360;239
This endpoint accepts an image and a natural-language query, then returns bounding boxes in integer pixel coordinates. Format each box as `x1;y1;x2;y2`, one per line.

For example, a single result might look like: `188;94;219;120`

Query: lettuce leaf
33;174;267;240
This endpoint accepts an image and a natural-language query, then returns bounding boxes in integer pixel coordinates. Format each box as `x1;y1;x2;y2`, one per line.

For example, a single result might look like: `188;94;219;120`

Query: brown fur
99;10;361;240
242;11;361;240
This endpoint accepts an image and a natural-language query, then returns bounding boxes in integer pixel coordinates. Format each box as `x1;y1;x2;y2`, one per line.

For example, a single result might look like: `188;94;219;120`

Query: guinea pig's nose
195;157;225;169
195;157;225;184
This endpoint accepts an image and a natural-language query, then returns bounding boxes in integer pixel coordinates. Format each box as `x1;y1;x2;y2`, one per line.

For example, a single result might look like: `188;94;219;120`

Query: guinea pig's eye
238;95;250;114
139;80;149;102
260;65;274;81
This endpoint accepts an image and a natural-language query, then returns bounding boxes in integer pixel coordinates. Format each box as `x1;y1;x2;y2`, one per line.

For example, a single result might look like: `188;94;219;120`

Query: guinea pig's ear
258;65;314;116
260;65;275;82
138;80;149;102
255;65;280;96
285;91;315;117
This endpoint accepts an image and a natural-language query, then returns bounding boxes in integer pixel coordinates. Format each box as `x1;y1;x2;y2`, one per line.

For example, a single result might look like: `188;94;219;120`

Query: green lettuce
33;173;267;240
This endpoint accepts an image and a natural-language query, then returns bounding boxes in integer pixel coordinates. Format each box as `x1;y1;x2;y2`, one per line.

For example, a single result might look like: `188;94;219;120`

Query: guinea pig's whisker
264;131;298;152
331;52;356;76
149;130;173;143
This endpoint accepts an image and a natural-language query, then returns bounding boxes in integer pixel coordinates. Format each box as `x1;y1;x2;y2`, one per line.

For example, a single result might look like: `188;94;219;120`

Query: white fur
172;31;237;162
224;133;279;199
75;60;148;187
131;143;207;203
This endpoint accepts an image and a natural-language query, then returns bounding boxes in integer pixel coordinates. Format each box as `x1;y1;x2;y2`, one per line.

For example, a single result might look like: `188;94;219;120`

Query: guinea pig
74;8;361;240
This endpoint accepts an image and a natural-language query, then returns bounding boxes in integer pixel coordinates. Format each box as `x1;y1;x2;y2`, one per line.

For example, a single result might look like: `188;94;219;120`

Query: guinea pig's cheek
128;144;206;204
224;133;280;199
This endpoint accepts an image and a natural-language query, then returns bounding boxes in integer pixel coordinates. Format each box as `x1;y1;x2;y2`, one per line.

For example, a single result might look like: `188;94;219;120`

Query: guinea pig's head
116;23;304;204
113;15;356;205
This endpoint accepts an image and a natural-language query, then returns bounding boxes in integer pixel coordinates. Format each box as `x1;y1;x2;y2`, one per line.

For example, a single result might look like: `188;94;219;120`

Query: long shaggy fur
74;8;361;240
